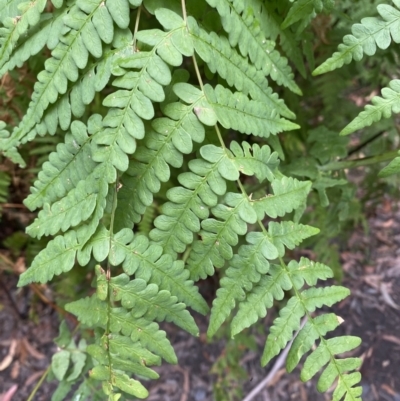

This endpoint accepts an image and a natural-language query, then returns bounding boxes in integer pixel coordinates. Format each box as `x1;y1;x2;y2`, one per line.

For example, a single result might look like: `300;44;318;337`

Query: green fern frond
208;224;318;337
287;314;362;400
109;274;199;335
341;79;400;136
110;229;208;314
0;0;47;71
0;0;25;21
203;84;300;137
149;141;282;258
314;1;400;75
3;1;105;152
205;0;302;94
188;17;296;119
24;118;100;211
113;90;206;231
379;152;400;177
269;221;319;257
258;0;307;77
18;230;80;286
0;168;10;209
66;296;177;364
261;285;350;365
252;177;312;219
3;2;364;399
138;202;156;234
231;264;288;336
0;5;71;76
282;0;335;30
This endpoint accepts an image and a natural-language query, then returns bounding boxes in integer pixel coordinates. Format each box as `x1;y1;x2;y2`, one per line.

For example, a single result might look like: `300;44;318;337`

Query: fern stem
181;0;188;25
26;365;51;401
132;5;142;50
319;150;399;171
347;130;386;156
213;124;227;151
192;54;205;92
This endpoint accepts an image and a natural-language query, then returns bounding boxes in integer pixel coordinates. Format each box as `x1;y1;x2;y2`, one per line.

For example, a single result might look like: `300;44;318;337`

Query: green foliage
314;0;400;75
4;0;392;400
314;0;400;184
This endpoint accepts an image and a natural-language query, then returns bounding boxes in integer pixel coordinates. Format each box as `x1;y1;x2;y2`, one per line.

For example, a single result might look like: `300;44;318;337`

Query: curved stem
26;365;51;401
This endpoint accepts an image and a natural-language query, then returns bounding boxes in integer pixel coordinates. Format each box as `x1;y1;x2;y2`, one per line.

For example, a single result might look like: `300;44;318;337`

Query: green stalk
319;150;399;171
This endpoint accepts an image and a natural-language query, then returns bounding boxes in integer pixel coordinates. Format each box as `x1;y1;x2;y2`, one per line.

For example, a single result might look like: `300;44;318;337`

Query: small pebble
193;387;207;401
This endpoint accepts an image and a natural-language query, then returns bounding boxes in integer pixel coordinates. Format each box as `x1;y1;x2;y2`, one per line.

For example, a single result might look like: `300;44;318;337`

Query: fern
313;1;400;75
314;1;400;179
282;0;335;31
1;1;364;400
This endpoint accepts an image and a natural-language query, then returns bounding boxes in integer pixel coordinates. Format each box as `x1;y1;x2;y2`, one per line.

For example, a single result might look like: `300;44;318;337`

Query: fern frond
231;264;288;336
203;84;300;137
282;0;335;30
150;141;281;257
0;4;72;76
109;274;198;335
113;84;206;230
188;17;296;119
26;171;107;239
205;0;302;94
379;152;400;177
269;221;319;257
257;0;307;77
208;224;318;336
0;168;10;210
341;79;400;136
2;0;128;154
231;258;333;336
261;285;350;365
314;2;400;75
24;118;100;211
0;0;47;71
18;230;80;286
110;307;177;364
95;13;193;174
0;0;25;21
287;314;362;400
66;297;156;399
110;229;208;314
252;177;312;219
208;234;280;337
66;296;177;362
138;202;156;234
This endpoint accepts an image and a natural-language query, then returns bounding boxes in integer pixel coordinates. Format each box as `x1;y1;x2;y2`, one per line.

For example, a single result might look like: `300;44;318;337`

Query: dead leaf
10;361;19;380
0;339;17;371
25;370;45;388
381;383;397;396
0;384;18;401
21;338;46;360
380;282;400;310
382;334;400;346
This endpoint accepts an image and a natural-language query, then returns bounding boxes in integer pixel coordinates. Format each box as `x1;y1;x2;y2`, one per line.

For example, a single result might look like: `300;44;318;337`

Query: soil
1;200;400;401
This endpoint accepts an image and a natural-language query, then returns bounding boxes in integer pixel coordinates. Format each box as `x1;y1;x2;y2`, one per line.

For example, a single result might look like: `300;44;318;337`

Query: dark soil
1;200;400;401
